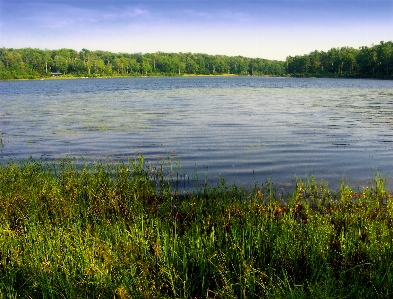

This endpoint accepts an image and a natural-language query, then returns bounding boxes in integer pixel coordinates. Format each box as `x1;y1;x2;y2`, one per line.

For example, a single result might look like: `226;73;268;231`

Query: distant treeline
0;41;392;79
286;41;393;79
0;48;285;79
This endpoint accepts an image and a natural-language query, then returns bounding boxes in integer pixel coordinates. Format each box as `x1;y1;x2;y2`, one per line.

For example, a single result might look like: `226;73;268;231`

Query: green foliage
1;157;393;297
1;41;392;80
286;41;393;79
0;48;285;79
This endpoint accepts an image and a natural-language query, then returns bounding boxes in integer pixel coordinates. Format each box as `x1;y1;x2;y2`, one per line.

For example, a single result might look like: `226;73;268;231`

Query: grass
0;156;392;298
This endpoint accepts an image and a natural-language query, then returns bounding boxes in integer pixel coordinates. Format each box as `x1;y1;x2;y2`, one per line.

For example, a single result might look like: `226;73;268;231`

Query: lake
1;76;393;190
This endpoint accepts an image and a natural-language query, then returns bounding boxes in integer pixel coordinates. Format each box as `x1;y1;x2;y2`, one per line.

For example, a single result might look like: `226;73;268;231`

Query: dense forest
0;41;392;79
286;41;393;79
0;48;285;79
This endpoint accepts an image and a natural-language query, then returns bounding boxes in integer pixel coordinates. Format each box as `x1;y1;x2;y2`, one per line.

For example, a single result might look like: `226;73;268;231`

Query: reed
0;157;392;298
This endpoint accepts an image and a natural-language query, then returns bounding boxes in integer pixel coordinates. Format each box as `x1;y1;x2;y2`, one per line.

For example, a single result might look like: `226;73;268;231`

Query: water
1;76;393;190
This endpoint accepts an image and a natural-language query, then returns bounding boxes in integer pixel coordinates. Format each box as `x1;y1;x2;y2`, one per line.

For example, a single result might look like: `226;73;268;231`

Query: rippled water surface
1;77;393;189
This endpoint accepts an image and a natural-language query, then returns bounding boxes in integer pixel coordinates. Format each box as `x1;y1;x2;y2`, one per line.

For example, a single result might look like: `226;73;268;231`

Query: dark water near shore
1;76;393;190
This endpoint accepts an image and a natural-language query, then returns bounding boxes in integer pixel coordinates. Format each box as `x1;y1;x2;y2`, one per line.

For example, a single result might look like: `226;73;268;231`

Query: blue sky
0;0;392;60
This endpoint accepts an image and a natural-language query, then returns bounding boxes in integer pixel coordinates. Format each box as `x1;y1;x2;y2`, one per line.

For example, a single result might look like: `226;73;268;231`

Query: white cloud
100;6;150;22
9;2;150;29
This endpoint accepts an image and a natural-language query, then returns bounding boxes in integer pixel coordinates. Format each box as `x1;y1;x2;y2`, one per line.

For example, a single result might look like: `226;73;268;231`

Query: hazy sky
1;0;392;60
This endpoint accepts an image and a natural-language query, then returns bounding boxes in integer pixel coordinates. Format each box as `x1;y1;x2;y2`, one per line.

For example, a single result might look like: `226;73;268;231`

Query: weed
0;157;392;297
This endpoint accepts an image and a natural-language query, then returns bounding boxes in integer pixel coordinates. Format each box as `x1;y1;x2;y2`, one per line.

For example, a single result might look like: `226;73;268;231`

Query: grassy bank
1;157;392;298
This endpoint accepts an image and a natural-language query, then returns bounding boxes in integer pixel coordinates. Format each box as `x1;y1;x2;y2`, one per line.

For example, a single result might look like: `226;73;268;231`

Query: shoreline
3;73;392;82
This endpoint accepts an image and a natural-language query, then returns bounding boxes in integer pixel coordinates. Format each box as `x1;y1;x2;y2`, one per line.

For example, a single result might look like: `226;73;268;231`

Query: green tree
357;46;378;77
185;54;199;74
230;56;249;75
79;48;93;75
128;58;140;74
141;57;152;75
376;41;393;77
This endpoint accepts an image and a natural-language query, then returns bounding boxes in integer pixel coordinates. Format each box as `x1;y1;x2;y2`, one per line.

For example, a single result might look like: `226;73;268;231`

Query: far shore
1;73;293;82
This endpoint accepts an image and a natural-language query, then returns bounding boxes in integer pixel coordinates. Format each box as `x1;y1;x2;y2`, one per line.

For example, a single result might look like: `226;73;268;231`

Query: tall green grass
0;157;392;298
